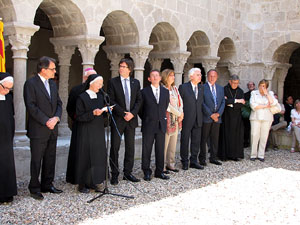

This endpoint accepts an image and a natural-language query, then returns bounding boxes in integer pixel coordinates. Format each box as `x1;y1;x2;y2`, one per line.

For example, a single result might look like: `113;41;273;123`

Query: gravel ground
1;148;299;225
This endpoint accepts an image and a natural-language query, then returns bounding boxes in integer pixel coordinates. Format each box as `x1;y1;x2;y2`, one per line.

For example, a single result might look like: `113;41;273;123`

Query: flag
0;20;6;72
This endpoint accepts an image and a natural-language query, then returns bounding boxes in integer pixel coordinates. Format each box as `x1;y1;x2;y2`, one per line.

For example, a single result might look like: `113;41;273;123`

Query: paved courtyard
1;148;299;225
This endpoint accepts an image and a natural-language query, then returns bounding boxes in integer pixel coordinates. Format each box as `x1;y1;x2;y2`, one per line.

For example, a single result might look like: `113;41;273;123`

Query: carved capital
200;56;220;72
53;45;75;66
130;46;153;69
263;62;279;80
148;58;163;70
8;34;32;58
170;51;191;73
77;36;104;66
228;61;241;76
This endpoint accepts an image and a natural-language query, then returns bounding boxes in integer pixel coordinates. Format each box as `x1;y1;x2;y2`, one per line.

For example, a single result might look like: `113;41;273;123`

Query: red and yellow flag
0;20;6;72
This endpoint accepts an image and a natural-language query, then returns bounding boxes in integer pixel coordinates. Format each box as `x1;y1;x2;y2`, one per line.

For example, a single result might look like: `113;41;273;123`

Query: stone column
183;63;193;83
277;63;292;103
78;37;104;80
8;31;36;146
228;62;241;76
264;62;278;91
105;52;124;78
130;46;153;88
148;58;163;71
52;45;75;136
170;52;190;87
201;57;219;73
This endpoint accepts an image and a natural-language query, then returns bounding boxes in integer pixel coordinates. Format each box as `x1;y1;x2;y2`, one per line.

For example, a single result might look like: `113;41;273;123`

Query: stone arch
0;0;16;23
101;10;139;46
37;0;87;37
216;37;237;86
272;42;300;64
149;22;179;53
187;31;211;58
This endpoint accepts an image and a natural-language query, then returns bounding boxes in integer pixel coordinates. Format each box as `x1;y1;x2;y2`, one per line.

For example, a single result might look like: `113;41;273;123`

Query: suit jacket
107;76;142;128
23;75;62;139
140;85;169;134
179;81;203;129
66;83;85;121
202;82;225;123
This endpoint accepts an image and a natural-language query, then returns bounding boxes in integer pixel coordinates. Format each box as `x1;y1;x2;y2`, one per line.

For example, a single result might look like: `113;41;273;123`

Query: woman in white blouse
250;79;278;161
161;69;184;173
291;99;300;153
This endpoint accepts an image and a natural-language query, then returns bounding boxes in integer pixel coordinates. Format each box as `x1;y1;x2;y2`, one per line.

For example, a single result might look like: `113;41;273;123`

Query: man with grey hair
178;68;204;170
218;75;245;161
66;68;97;185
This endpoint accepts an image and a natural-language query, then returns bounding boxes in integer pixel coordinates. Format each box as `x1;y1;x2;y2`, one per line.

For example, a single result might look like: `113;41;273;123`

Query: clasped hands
210;113;220;122
46;117;59;130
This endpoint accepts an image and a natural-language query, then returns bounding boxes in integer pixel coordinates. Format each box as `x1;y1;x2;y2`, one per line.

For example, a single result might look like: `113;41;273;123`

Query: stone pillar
148;58;163;71
183;63;193;83
170;52;190;87
52;45;75;136
8;31;36;146
201;57;219;73
78;37;104;80
130;46;152;88
264;63;278;91
105;52;124;78
228;62;241;76
277;63;292;103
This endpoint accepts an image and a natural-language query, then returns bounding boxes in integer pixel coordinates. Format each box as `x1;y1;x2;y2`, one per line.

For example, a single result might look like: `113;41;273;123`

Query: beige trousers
292;126;300;148
270;121;287;147
164;124;179;170
250;120;273;159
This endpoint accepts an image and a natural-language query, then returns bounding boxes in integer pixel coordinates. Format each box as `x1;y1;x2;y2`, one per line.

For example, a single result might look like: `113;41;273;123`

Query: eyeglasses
46;67;56;71
119;66;128;69
0;83;13;91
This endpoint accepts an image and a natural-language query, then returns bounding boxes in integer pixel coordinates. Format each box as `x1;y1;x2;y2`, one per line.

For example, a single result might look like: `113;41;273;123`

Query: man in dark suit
107;58;142;185
65;68;96;185
199;69;225;166
23;56;63;200
140;69;170;181
179;68;204;170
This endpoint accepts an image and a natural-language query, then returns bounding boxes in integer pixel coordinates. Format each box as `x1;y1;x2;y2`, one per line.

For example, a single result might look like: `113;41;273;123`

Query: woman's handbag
270;103;281;114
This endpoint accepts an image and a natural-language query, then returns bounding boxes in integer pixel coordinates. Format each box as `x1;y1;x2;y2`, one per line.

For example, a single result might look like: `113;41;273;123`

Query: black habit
0;92;17;200
74;91;107;186
66;83;85;184
218;84;244;160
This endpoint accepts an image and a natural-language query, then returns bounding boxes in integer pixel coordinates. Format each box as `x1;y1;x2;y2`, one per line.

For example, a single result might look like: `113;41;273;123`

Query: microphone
100;88;110;105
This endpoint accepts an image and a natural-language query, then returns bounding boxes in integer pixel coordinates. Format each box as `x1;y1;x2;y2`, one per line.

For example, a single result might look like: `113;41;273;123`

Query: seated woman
74;74;107;193
0;72;17;204
291;99;300;153
249;79;277;162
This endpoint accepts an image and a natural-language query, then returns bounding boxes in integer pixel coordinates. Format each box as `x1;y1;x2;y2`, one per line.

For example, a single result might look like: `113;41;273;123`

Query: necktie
124;79;130;111
194;86;198;99
155;88;159;103
44;80;51;98
212;85;217;110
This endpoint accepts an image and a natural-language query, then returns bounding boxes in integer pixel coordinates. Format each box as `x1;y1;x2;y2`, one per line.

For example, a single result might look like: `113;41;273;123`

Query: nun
0;72;17;203
74;74;108;193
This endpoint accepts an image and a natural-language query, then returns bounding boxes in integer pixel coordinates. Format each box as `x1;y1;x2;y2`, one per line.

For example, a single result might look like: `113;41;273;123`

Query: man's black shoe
30;192;44;200
143;174;151;181
78;185;90;193
209;160;222;165
123;174;140;182
41;186;63;194
199;161;207;166
190;163;204;170
154;173;170;180
110;177;119;185
182;164;188;170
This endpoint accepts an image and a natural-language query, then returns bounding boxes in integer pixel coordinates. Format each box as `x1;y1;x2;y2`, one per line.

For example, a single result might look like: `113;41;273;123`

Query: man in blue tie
199;69;225;166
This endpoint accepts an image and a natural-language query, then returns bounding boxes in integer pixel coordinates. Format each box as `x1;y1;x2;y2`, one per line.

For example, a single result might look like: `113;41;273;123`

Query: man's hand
210;113;219;122
46;117;59;130
124;112;134;121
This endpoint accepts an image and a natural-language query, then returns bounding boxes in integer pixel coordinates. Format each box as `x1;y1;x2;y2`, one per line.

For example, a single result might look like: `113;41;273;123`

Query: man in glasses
107;58;142;185
23;56;62;200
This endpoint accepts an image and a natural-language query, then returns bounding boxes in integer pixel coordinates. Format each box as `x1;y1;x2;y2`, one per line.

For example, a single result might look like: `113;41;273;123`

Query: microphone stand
88;89;134;203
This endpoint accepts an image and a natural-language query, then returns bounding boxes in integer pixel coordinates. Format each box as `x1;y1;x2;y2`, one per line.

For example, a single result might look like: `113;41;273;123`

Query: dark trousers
180;124;202;165
243;118;251;146
142;130;165;176
110;122;135;177
199;122;220;162
29;135;57;192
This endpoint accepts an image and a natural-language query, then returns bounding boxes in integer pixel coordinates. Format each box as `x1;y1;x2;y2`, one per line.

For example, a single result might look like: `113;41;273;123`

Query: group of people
0;56;297;204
